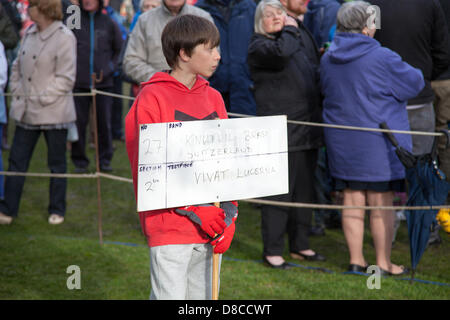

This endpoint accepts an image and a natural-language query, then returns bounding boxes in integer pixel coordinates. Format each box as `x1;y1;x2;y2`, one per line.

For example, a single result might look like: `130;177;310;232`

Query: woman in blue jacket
320;1;424;275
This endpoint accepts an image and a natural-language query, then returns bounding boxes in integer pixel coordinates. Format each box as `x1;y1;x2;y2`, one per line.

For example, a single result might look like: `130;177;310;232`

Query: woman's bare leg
342;189;367;266
367;191;404;274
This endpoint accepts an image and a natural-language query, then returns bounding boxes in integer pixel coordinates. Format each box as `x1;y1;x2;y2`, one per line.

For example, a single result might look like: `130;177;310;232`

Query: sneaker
48;214;64;225
0;212;13;225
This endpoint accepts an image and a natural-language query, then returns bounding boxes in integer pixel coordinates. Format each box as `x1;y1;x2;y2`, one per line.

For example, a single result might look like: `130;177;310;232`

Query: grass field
0;102;449;300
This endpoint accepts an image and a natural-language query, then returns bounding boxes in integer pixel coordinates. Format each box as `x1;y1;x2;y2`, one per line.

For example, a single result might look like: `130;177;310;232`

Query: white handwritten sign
137;115;288;211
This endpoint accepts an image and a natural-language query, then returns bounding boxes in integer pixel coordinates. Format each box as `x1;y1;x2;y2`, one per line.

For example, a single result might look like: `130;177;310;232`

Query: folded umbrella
379;123;450;282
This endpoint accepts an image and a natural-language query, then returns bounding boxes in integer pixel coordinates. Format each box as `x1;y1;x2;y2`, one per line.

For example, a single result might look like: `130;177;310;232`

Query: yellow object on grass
436;208;450;234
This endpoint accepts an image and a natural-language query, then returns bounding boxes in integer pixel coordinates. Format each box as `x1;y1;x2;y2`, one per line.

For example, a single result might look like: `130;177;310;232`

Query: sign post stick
91;72;104;246
212;202;220;300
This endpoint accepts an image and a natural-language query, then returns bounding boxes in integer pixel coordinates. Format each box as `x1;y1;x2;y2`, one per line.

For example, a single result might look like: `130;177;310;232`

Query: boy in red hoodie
125;15;238;300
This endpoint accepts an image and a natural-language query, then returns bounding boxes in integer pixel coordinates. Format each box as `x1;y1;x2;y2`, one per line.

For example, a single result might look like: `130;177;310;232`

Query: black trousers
71;88;114;168
111;76;123;140
0;126;68;217
261;149;318;256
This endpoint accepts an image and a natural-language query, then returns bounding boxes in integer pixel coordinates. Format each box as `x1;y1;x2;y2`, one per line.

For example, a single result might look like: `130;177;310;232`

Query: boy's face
185;43;221;78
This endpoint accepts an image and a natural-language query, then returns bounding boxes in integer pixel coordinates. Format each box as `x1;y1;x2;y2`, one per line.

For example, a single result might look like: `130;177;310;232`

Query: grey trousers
407;102;435;155
149;243;221;300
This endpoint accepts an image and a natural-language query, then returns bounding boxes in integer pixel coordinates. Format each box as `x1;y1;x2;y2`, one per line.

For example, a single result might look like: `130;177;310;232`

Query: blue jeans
0;126;68;217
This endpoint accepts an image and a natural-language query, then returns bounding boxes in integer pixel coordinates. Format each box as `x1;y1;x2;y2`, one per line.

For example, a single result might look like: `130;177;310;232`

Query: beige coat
9;21;77;125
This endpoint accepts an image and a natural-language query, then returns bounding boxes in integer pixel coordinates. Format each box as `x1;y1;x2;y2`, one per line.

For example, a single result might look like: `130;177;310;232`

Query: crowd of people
0;0;448;290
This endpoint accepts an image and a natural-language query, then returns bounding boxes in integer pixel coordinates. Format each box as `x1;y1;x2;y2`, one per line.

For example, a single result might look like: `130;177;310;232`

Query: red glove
175;205;226;238
211;222;235;254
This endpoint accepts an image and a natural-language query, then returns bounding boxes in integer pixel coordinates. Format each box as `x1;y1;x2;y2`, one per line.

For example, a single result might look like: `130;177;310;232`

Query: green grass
0;96;449;300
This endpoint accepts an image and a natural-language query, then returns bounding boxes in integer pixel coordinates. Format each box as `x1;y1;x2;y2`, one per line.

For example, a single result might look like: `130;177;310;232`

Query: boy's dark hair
161;14;220;69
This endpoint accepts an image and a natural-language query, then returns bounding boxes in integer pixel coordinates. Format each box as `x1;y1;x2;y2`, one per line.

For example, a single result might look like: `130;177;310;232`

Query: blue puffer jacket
320;33;425;182
195;0;257;115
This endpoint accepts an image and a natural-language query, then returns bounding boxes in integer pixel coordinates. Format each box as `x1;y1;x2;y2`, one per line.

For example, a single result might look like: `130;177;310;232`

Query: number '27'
143;139;162;155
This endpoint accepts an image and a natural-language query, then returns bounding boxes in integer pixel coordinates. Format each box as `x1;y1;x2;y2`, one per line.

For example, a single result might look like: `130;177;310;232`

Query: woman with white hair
248;0;325;269
320;1;425;275
129;0;161;31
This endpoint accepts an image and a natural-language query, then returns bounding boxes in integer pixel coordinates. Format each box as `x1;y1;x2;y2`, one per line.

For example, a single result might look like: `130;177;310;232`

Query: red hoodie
125;72;228;247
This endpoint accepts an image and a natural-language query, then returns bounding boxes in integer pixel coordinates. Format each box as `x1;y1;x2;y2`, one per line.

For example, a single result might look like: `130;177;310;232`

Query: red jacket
125;72;228;247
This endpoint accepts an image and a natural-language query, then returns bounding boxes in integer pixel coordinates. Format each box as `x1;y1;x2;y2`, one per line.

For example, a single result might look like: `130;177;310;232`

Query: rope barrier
0;171;98;179
0;171;131;183
2;92;94;97
92;89;136;101
2;89;448;136
92;93;450;137
243;198;450;211
228;112;447;137
0;170;448;211
97;172;133;183
94;91;450;137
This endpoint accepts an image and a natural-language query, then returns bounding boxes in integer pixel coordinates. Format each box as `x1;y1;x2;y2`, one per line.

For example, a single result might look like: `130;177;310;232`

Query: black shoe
379;266;410;276
290;251;326;262
348;264;369;273
262;256;292;270
100;165;113;173
74;167;88;174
